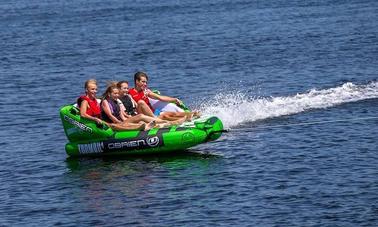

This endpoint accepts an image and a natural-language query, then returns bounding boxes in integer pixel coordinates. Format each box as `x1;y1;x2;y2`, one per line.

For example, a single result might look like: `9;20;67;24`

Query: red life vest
128;88;154;111
77;95;101;118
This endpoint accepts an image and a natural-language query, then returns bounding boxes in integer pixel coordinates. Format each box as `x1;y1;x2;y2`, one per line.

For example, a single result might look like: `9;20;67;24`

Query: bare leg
169;116;187;125
184;111;201;121
158;112;183;121
159;112;199;122
193;111;201;118
110;122;146;131
126;113;169;124
137;100;155;117
155;123;170;128
154;116;186;128
144;120;156;131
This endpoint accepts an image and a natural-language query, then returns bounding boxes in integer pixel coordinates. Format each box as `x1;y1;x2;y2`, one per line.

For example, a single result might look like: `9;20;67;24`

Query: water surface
1;0;377;226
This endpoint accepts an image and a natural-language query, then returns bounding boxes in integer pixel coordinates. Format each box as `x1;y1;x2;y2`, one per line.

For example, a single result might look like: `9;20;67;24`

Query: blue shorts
154;108;161;116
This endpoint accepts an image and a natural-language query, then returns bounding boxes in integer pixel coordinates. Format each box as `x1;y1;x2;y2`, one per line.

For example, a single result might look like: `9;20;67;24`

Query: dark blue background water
1;0;377;226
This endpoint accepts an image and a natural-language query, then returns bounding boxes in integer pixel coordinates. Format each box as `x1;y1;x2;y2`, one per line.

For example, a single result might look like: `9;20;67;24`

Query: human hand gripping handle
94;117;109;130
94;117;102;125
174;98;183;106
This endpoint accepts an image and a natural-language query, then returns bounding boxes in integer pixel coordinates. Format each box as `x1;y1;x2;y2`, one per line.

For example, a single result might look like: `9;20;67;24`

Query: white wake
199;81;378;128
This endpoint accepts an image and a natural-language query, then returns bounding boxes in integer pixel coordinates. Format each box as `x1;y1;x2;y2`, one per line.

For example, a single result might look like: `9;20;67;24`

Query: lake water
1;0;377;226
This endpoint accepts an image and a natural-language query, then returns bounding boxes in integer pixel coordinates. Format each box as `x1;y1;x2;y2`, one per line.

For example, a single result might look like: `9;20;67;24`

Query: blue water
1;0;378;226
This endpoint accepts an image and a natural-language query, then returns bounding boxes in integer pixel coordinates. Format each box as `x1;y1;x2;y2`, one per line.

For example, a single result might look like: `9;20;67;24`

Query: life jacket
77;95;101;118
120;95;137;116
100;98;122;123
128;88;154;112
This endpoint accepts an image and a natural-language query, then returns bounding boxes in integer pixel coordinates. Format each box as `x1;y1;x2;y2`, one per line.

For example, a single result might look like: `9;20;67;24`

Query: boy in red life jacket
128;72;158;117
128;72;200;121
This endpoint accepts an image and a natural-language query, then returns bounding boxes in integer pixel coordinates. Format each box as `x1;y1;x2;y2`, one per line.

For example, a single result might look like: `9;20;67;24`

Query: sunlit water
1;0;377;226
202;81;378;128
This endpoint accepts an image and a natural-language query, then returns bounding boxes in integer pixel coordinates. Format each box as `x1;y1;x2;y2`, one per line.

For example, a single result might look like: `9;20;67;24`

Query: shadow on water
60;150;225;220
65;150;223;173
63;150;223;198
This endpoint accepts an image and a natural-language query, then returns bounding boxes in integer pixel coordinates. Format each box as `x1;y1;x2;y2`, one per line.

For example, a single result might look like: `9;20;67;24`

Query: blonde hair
84;79;97;89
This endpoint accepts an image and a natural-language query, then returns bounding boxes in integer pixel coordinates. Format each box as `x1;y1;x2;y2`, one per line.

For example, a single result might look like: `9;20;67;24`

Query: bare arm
148;92;182;105
102;100;122;123
129;94;138;108
117;99;129;121
80;100;102;124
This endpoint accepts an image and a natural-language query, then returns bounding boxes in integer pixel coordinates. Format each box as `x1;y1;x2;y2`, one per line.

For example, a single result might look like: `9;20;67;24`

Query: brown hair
134;71;148;84
102;81;118;99
117;80;129;89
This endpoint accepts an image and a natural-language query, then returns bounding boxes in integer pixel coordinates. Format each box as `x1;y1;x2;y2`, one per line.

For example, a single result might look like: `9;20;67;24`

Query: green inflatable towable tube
59;104;224;157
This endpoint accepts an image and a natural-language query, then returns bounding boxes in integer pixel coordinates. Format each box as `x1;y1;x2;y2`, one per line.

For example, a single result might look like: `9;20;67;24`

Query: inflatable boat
59;104;224;157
